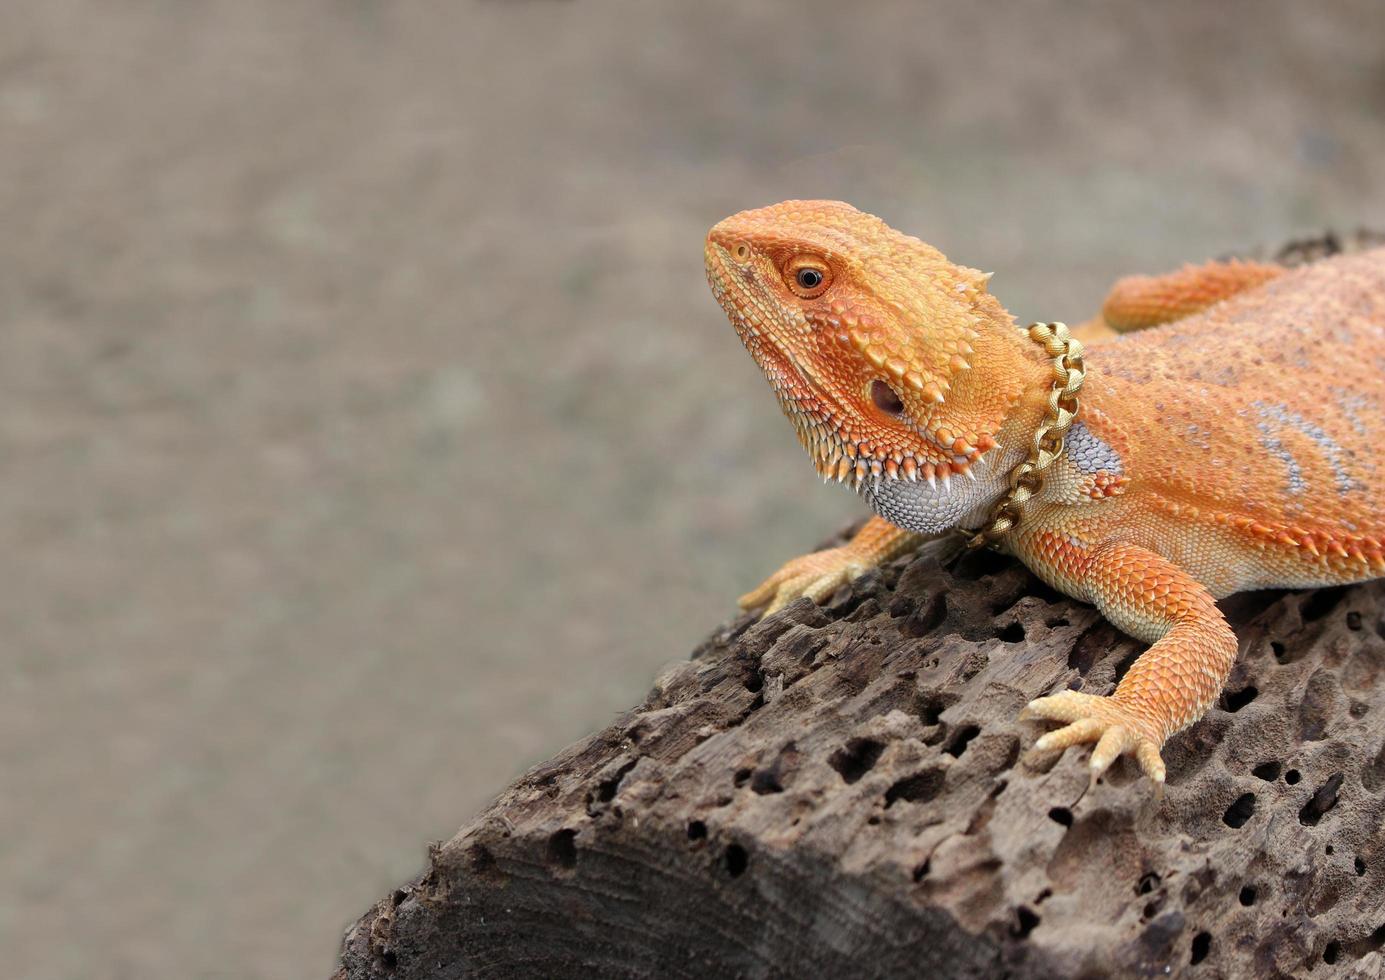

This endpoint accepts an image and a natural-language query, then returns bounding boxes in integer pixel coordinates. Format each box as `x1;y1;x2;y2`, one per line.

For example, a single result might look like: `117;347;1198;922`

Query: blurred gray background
3;1;1383;977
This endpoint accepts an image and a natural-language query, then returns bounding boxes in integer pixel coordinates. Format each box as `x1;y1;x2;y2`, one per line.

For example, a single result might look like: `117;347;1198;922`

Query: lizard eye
785;256;832;298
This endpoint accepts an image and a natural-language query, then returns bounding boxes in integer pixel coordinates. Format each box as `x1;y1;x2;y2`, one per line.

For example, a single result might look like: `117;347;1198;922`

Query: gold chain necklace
965;322;1086;550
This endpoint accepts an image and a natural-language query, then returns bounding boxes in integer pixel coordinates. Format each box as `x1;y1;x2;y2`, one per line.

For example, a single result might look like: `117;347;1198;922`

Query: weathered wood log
335;233;1385;980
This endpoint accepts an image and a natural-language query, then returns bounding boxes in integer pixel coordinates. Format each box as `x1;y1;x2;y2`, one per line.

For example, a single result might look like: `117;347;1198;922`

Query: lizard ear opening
870;380;905;417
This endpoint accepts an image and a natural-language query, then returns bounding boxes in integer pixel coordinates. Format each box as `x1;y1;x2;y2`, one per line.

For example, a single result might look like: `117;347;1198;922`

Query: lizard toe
738;579;782;612
1030;717;1107;751
1024;691;1167;786
741;547;869;617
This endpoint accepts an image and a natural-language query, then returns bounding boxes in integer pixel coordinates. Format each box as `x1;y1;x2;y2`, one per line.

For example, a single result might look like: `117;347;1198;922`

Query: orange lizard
705;200;1385;788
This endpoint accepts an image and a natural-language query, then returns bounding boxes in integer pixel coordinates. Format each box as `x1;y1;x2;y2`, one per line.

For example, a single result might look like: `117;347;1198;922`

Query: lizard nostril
732;241;752;263
870;380;905;417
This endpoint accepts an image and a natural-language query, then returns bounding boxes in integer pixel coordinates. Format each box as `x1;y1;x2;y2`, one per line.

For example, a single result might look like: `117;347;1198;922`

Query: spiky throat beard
777;389;989;494
733;317;992;493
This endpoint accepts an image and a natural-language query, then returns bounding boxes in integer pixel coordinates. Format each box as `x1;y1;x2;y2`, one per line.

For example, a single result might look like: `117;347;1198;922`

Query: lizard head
705;200;1021;489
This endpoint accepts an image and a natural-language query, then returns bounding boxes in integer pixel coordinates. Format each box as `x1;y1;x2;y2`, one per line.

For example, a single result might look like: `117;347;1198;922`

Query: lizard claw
739;546;870;616
1022;690;1167;787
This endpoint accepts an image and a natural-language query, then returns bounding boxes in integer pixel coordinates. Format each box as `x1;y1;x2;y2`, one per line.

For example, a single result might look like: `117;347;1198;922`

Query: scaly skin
705;200;1385;788
1099;258;1284;332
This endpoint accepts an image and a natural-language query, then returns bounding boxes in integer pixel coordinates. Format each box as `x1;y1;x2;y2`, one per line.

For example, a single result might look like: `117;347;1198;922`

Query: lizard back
1078;247;1385;574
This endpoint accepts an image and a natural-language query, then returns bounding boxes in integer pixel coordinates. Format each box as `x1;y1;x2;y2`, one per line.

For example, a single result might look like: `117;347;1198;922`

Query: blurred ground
2;2;1383;977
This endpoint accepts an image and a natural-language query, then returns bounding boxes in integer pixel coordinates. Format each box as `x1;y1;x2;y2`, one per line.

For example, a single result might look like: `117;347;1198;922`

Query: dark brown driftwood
335;233;1385;980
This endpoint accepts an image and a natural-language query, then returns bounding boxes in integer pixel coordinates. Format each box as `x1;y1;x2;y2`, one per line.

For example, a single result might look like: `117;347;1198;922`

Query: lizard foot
739;546;872;616
1021;690;1166;788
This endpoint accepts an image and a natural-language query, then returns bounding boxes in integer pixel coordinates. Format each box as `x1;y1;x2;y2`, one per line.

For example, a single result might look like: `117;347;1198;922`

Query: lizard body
705;200;1385;786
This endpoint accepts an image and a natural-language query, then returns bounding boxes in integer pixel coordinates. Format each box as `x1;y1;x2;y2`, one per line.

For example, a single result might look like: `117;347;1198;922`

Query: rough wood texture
335;234;1385;980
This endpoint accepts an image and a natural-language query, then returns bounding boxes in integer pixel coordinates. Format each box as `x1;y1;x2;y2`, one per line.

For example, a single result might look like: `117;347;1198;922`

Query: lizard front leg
1023;540;1238;786
741;515;922;616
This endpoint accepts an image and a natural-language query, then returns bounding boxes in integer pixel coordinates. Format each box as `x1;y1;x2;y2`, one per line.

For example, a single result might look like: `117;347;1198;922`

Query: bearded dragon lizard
704;200;1385;787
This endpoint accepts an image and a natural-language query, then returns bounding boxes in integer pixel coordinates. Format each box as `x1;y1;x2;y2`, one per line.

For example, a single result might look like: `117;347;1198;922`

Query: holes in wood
595;759;637;805
902;593;947;637
1067;623;1113;673
884;768;945;808
944;725;981;759
1301;586;1347;622
1011;906;1040;939
1353;924;1385;959
547;828;578;869
724;843;748;877
750;769;784;795
829;738;885;784
1222;685;1258;713
1223;793;1256;829
916;688;956;727
998;621;1025;643
1298;773;1343;826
